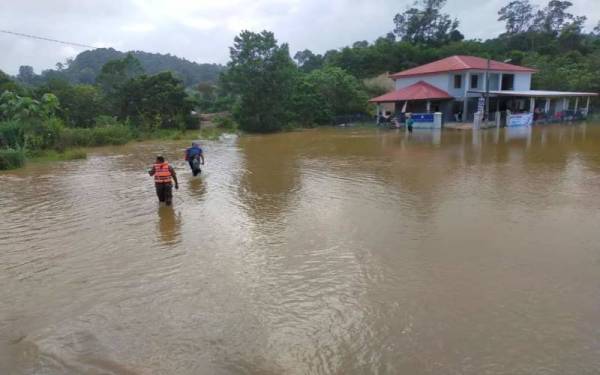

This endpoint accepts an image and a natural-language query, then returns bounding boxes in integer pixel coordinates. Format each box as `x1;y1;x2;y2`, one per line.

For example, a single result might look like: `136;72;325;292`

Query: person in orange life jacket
148;156;179;205
185;142;204;176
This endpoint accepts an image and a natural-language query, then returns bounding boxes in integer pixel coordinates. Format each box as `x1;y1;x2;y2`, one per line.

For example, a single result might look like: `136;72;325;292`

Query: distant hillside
53;48;224;86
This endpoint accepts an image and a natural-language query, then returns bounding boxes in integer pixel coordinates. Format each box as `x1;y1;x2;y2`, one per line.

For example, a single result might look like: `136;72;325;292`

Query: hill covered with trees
15;48;224;87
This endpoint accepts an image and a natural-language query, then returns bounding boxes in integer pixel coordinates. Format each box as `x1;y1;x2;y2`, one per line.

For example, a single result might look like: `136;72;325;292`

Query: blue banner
507;113;533;127
412;113;434;123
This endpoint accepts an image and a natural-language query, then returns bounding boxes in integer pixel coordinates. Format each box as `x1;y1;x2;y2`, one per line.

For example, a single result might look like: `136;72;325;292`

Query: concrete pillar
563;98;569;111
499;73;503;90
434;112;442;129
529;97;535;113
574;97;579;112
545;98;550;113
426;101;431;113
376;104;381;124
585;97;591;116
462;72;470;122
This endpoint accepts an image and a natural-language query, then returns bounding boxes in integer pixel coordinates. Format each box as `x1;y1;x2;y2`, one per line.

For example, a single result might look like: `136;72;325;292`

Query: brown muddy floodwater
1;124;600;375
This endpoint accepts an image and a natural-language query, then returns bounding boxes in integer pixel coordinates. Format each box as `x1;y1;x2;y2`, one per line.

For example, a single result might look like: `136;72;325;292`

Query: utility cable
0;29;97;49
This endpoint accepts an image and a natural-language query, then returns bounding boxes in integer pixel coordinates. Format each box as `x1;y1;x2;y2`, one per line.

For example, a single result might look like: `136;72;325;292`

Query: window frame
501;74;515;91
453;74;462;89
470;74;479;89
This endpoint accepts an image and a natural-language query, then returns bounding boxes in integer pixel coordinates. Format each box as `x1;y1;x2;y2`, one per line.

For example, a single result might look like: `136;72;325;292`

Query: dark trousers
188;159;201;176
155;183;173;205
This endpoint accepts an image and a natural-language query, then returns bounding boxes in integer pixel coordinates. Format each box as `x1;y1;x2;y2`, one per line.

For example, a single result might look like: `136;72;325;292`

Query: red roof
369;81;452;103
389;55;537;79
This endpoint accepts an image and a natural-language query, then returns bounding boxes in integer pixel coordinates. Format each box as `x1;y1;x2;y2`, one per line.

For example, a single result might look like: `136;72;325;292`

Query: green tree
0;70;22;94
393;0;463;45
17;66;36;85
293;49;324;72
77;67;96;84
498;0;535;34
0;91;62;150
119;72;193;129
222;30;298;132
96;53;144;95
531;0;579;34
37;79;105;127
293;67;368;125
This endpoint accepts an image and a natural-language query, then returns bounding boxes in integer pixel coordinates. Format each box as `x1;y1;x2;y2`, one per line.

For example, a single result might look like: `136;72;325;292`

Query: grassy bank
28;149;88;164
0;148;26;170
1;125;236;170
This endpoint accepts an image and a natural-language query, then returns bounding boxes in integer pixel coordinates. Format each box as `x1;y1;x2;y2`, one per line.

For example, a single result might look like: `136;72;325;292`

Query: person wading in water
149;156;179;205
185;142;204;176
406;113;414;134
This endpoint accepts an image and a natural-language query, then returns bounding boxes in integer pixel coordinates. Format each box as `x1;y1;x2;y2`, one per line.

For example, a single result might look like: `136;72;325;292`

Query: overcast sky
1;0;599;74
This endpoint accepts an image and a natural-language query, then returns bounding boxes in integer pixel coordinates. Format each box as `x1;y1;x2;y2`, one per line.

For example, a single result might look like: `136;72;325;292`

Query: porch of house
369;80;456;126
465;90;597;128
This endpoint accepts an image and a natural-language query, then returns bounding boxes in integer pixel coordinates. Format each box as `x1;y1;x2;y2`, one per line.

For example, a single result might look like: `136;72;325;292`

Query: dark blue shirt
186;146;203;159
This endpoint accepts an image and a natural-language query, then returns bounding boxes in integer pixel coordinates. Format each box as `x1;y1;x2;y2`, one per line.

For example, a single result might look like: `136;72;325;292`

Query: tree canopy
12;48;225;88
222;30;298;133
393;0;464;45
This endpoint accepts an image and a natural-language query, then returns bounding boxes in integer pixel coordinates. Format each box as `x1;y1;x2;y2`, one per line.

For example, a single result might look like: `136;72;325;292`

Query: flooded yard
2;124;600;374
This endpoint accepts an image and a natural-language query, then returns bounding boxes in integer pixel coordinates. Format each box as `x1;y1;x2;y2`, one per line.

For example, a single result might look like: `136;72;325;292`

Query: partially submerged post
585;96;591;117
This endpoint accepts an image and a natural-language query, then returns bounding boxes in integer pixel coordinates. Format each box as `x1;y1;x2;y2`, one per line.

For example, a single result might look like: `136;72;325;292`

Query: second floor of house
394;71;533;98
390;55;537;99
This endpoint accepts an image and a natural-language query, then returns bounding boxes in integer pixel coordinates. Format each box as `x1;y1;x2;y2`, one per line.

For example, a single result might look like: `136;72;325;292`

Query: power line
0;29;98;49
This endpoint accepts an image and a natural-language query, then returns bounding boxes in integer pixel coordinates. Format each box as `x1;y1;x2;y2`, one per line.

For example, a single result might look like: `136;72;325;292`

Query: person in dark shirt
406;114;414;133
149;156;179;205
185;142;204;176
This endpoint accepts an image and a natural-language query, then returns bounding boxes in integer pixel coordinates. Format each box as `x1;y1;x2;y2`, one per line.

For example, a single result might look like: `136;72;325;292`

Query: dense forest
14;48;224;87
1;0;600;169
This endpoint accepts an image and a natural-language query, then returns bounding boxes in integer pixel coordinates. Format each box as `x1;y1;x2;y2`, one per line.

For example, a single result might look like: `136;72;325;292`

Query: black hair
156;156;165;163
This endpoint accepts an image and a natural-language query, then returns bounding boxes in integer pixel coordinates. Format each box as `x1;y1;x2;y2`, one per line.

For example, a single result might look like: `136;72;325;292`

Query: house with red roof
370;55;597;126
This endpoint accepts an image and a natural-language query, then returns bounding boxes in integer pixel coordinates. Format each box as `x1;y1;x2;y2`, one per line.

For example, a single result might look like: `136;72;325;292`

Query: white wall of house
514;73;532;91
394;71;533;97
395;74;449;91
448;73;466;97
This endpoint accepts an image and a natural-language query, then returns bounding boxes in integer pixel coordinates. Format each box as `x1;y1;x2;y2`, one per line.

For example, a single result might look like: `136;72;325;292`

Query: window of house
454;74;462;89
501;74;514;90
470;74;479;89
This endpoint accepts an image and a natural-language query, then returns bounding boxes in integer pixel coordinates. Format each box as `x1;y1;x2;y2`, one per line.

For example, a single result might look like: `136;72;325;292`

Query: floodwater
2;124;600;375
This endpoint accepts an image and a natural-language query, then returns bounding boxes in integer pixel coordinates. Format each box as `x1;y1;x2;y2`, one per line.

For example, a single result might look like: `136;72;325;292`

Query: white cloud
121;23;156;33
0;0;599;75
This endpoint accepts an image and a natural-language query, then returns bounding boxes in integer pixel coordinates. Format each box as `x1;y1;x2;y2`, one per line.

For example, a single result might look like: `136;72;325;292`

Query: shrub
57;124;134;148
213;115;237;130
0;121;23;148
94;115;121;127
0;148;26;170
0;118;64;150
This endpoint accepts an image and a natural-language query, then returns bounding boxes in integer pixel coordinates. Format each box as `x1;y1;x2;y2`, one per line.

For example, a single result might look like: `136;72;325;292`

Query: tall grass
57;125;134;149
29;149;87;163
0;148;26;170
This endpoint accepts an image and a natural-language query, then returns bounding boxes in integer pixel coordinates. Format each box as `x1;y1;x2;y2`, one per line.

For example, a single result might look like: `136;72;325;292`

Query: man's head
156;156;165;163
192;142;199;148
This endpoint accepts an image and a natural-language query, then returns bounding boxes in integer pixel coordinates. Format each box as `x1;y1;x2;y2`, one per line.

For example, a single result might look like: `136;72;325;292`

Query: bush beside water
57;125;134;148
0;148;26;170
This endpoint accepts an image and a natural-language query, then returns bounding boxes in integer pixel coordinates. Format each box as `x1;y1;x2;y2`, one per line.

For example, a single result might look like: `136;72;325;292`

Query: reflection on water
157;206;181;245
2;125;600;374
187;177;206;200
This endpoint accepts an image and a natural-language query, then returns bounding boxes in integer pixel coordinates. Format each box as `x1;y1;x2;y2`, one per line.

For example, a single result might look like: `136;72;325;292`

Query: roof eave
390;67;538;79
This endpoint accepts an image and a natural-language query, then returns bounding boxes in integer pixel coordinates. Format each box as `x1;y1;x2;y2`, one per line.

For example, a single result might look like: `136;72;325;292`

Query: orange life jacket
153;162;172;184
